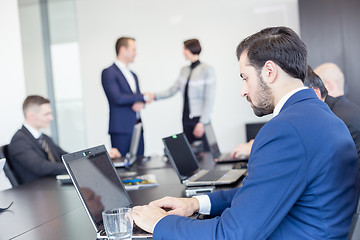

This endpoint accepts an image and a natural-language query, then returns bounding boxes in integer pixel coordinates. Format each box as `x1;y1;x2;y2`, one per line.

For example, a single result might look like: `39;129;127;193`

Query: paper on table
121;174;159;190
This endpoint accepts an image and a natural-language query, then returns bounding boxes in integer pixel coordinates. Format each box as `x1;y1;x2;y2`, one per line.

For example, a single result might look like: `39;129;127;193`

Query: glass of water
102;208;133;240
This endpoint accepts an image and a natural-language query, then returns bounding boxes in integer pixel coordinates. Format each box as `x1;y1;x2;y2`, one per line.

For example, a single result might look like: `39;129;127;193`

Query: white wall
76;0;300;155
0;0;26;146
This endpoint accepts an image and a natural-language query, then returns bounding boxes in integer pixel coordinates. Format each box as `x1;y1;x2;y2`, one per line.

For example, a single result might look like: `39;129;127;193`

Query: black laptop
204;123;248;162
163;133;246;186
62;145;152;239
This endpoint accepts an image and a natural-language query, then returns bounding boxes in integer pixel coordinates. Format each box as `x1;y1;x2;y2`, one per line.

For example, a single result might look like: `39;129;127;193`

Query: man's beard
247;75;274;117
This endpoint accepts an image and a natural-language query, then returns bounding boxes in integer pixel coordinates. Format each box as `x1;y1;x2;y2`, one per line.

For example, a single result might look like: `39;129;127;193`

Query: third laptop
162;133;246;186
204;123;248;162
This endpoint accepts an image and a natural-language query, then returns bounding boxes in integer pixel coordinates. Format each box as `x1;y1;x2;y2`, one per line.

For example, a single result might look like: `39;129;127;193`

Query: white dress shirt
194;87;308;215
24;122;42;139
115;60;137;93
272;87;308;117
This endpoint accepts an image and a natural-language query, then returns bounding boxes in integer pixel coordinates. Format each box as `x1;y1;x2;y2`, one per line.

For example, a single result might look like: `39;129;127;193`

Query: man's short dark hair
304;65;328;99
184;39;201;55
236;26;307;82
115;37;135;56
23;95;50;115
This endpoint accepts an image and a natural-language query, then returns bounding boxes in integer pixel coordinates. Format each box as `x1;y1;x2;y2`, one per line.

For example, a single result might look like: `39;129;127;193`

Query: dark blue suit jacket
8;126;67;184
154;89;359;239
101;63;144;134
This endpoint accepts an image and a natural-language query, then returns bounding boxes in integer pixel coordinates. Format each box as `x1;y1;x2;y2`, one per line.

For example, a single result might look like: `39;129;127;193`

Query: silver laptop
204;124;248;162
0;158;5;171
62;145;152;239
113;122;142;167
162;133;246;186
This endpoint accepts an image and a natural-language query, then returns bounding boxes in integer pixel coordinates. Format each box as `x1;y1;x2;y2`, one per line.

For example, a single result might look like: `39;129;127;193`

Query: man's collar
23;122;42;139
273;87;308;117
115;59;128;70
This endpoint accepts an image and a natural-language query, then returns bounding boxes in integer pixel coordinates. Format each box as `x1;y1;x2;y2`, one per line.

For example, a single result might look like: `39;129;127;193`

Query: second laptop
163;133;246;186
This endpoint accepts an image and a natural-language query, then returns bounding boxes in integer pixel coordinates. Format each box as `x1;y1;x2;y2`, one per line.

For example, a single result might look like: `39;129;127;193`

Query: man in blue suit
102;37;153;156
132;27;359;239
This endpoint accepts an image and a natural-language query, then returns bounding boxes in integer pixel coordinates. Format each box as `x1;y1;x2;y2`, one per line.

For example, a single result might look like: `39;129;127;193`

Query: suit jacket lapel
42;134;61;162
20;126;45;153
112;63;136;94
131;71;141;93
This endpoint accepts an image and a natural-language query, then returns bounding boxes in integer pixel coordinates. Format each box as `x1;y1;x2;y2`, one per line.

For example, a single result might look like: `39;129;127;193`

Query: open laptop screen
64;146;132;228
129;122;142;157
0;158;5;171
204;124;221;158
163;133;199;180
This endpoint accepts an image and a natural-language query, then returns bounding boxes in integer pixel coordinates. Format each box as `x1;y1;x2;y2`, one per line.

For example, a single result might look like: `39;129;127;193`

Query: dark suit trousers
182;117;209;151
110;132;144;156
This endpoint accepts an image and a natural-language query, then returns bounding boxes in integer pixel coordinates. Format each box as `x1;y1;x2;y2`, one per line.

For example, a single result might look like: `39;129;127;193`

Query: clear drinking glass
102;208;133;240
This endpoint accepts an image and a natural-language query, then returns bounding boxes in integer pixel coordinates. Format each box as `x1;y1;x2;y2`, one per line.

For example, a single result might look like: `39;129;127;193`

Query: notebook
204;123;248;162
113;122;142;167
61;145;152;239
162;133;246;186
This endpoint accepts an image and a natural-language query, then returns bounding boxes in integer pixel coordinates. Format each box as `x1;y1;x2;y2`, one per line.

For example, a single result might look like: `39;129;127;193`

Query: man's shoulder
102;63;118;73
338;97;360;112
328;96;360;119
273;94;340;136
10;127;28;142
8;128;34;155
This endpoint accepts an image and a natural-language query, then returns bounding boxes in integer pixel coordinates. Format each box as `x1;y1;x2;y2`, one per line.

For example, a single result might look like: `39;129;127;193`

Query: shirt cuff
193;195;211;215
143;94;148;102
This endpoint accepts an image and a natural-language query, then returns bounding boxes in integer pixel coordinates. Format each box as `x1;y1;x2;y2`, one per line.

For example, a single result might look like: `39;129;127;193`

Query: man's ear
25;111;35;122
312;87;322;100
263;60;278;84
119;45;127;55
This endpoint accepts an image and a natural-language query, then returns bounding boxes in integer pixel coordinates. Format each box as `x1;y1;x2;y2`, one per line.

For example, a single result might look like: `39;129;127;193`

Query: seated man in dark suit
8;96;122;184
132;27;359;239
8;95;67;184
313;63;360;161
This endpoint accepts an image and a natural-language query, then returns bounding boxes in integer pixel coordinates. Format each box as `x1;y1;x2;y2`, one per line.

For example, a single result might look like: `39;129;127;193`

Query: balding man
314;63;360;162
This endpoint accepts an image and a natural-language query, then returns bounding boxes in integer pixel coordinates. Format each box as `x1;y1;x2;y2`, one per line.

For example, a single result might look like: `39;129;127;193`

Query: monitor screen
66;150;132;227
163;133;199;179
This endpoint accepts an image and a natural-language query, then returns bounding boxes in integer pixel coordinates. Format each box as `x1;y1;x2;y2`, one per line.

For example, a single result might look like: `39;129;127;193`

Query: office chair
0;145;20;187
245;122;267;142
348;193;360;240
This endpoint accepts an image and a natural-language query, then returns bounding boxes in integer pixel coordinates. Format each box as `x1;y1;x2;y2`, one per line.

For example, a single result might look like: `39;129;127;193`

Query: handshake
131;92;155;113
144;92;155;103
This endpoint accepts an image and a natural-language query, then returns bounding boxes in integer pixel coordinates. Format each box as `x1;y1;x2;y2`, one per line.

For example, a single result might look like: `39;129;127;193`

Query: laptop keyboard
195;170;228;182
133;223;148;234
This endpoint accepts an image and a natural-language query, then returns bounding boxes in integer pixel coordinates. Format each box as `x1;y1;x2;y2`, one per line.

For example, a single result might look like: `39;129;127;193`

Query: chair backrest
348;193;360;240
245;122;267;142
0;145;20;187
